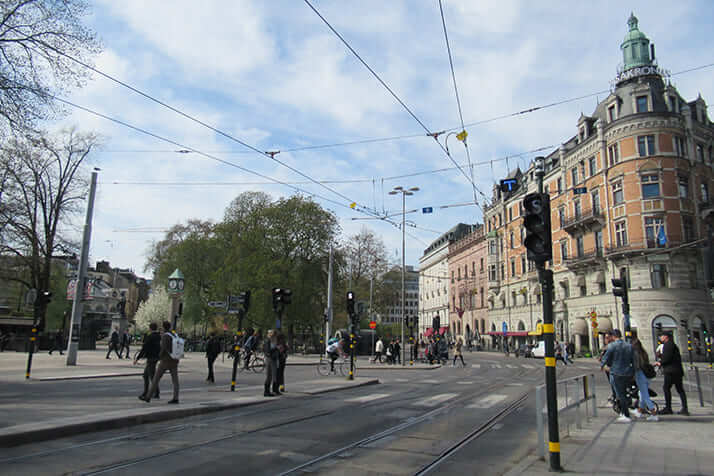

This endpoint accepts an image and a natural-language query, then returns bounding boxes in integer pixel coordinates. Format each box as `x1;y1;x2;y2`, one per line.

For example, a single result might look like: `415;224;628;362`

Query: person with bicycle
242;328;256;370
326;337;345;373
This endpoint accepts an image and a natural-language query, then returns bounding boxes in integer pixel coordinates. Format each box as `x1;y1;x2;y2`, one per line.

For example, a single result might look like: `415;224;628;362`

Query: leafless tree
0;0;100;135
0;128;99;322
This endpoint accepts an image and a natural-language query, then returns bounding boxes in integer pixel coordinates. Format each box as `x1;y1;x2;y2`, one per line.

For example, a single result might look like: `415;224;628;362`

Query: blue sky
58;1;714;276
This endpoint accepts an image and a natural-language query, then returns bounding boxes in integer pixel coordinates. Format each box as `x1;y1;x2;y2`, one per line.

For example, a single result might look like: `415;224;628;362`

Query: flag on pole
657;226;667;246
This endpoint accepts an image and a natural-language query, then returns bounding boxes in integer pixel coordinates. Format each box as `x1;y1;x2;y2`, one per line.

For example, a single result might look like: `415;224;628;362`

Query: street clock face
177;280;184;290
169;280;177;290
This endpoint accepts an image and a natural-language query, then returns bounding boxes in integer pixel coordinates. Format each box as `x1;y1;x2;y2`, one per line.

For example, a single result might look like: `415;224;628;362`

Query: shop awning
423;326;448;337
487;331;530;337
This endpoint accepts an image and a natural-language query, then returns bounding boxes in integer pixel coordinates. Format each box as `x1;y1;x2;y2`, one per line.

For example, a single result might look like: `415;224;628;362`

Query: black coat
110;331;119;344
137;331;161;360
660;340;683;375
206;337;221;359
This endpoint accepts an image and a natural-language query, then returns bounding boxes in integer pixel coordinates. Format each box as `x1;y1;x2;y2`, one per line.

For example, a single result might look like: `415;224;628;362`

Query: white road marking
471;364;481;368
414;393;458;407
506;383;525;386
506;364;517;369
456;381;474;385
421;379;439;384
394;378;409;382
521;364;536;369
492;364;502;369
467;394;508;409
345;393;391;403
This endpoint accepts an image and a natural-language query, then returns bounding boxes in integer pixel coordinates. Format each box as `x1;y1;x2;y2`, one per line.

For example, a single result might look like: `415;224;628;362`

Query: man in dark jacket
106;327;121;359
205;333;221;383
48;330;64;355
135;323;161;400
141;321;179;404
655;333;688;415
119;330;131;359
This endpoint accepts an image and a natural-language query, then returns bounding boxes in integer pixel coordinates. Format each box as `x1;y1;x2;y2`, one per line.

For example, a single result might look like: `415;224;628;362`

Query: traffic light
281;289;292;305
238;290;251;310
523;192;552;265
272;288;282;311
346;291;355;316
611;277;628;302
432;315;440;330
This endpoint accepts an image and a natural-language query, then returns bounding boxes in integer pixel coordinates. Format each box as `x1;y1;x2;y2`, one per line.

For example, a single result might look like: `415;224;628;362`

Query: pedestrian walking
140;321;180;404
373;337;383;363
631;332;658;421
277;332;289;392
263;330;279;397
600;329;635;422
135;323;161;400
106;327;121;359
48;330;64;355
393;339;401;365
119;330;131;359
453;338;466;367
386;340;394;364
655;333;688;415
563;342;574;364
205;332;221;383
242;328;256;370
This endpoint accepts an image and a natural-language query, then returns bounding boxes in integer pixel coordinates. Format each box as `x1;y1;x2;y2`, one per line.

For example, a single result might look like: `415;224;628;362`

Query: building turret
620;13;652;71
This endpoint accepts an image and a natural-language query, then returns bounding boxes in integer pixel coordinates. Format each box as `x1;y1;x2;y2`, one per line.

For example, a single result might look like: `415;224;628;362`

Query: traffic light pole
532;157;561;471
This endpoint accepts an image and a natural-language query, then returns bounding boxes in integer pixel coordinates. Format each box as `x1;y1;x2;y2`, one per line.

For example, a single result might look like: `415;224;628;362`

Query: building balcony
561;208;605;234
563;247;604;270
605;239;685;257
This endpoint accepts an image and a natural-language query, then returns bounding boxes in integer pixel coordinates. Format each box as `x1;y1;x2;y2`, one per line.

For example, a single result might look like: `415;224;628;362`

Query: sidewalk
507;385;714;475
0;350;379;447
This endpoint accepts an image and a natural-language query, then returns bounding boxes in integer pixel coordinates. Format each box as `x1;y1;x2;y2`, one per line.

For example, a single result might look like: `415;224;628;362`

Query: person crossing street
140;321;180;404
373;337;384;363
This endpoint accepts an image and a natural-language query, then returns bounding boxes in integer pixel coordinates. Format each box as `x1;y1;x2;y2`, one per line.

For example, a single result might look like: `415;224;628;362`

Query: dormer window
608;105;617;122
636;95;648;113
669;95;678;113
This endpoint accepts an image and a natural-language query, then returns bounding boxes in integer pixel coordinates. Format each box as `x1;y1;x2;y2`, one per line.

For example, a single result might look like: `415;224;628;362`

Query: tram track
5;364;547;475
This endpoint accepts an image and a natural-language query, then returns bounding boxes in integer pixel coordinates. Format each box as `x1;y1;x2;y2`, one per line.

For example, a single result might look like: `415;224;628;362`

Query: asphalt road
0;353;603;475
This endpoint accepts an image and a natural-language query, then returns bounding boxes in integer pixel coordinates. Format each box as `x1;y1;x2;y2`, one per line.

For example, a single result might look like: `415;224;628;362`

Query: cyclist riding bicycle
326;338;345;372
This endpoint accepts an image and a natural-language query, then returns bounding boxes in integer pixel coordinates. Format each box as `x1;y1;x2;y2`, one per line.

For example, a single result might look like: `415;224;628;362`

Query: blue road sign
573;187;587;194
422;207;433;214
500;178;518;192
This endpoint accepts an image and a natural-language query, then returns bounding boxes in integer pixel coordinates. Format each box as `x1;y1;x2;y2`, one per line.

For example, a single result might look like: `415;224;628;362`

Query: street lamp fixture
390;185;420;366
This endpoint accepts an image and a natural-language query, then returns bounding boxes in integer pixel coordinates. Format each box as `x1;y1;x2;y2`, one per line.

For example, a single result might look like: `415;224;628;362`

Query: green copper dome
620;13;652;71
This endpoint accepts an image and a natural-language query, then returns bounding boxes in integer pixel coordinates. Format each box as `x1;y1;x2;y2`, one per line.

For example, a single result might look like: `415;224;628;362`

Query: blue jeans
634;369;655;411
610;373;631;417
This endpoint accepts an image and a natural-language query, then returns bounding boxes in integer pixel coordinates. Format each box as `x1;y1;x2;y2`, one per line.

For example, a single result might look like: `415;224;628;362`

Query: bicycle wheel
251;356;265;373
317;359;331;376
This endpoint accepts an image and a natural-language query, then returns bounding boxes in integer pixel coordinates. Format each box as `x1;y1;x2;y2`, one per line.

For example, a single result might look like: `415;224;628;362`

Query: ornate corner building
483;14;713;359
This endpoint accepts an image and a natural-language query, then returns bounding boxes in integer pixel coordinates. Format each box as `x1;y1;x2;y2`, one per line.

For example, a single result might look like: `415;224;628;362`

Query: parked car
515;344;533;358
532;341;546;358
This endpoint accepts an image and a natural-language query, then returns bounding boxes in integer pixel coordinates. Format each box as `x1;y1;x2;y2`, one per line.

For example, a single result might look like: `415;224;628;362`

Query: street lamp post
389;185;419;366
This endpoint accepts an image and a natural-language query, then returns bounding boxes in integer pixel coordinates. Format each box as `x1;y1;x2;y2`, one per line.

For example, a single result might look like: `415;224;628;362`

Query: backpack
169;332;185;360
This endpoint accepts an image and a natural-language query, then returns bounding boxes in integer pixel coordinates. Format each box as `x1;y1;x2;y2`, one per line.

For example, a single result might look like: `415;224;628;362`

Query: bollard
575;377;582;430
694;366;704;407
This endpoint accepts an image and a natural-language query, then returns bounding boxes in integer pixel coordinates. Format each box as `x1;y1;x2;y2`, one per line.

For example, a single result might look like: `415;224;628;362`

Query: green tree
134;287;170;333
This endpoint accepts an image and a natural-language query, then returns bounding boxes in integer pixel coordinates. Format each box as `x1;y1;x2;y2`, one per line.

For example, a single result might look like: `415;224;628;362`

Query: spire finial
627;12;638;31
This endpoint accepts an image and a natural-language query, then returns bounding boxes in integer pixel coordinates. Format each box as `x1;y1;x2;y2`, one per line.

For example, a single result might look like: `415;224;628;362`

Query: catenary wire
302;0;488;209
437;0;478;205
25;42;376;217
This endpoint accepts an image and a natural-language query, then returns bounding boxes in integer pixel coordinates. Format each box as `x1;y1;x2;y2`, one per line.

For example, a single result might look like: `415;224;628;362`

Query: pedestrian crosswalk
471;364;481;369
345;393;391;403
414;393;458;407
467;394;508;409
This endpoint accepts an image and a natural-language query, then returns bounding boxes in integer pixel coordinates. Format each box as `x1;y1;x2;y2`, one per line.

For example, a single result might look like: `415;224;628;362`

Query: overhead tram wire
49;95;389;224
25;42;378;220
303;0;490;210
95;61;712;159
106;145;555;186
438;0;478;205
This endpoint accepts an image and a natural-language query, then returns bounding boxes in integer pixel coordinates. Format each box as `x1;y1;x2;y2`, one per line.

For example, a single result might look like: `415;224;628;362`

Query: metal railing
535;373;597;459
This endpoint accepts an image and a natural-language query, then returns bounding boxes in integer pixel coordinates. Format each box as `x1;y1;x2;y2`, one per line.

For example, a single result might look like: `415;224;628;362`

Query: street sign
573;187;587;195
369;321;376;329
500;178;518;192
228;309;240;314
502;322;508;336
422;207;433;214
208;301;226;308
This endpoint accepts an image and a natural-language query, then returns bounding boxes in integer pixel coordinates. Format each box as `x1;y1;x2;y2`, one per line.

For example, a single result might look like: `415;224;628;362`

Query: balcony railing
561;207;605;233
563;247;604;269
605;240;685;256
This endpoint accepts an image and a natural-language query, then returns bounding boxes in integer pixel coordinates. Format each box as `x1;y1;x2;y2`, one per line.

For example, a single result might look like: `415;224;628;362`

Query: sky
56;0;714;278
